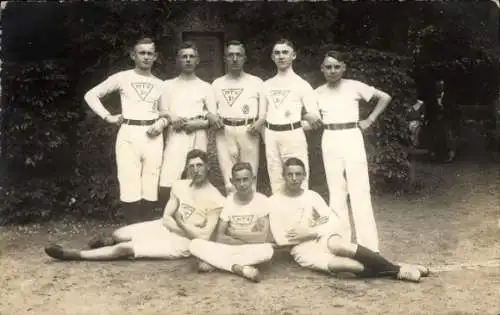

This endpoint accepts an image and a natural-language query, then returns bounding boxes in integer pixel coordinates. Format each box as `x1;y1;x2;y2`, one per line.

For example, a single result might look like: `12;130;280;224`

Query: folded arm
177;207;222;240
161;193;186;237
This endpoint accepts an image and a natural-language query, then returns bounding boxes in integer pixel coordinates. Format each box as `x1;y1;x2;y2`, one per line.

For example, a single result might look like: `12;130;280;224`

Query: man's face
131;43;157;71
271;43;296;71
225;45;246;73
321;57;345;84
283;164;305;192
177;48;199;73
230;168;254;195
186;157;208;185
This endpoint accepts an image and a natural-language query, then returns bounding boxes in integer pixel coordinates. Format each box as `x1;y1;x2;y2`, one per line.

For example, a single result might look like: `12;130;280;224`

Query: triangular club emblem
131;82;154;100
222;88;244;107
270;90;290;108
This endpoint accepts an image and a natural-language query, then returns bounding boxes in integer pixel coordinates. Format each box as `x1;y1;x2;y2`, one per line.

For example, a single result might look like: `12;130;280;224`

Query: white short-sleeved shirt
172;180;225;227
212;73;264;119
161;77;215;119
316;79;376;124
87;69;164;120
264;73;318;124
268;190;339;246
219;192;270;233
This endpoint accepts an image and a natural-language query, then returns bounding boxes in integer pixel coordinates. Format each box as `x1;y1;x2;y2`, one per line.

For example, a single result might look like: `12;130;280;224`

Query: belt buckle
140;120;147;126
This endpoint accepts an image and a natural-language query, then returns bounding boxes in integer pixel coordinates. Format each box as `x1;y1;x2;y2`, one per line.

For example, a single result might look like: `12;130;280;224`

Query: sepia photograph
0;1;499;314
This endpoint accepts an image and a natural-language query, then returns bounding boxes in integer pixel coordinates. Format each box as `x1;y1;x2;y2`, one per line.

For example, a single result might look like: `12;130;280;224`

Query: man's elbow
83;91;92;103
380;91;392;104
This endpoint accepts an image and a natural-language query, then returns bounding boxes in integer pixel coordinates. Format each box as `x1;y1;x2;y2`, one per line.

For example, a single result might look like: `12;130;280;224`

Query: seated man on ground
189;162;274;282
44;149;225;261
268;157;430;282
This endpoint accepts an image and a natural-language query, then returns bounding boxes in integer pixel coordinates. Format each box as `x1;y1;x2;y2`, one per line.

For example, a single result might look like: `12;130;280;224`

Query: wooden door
182;32;224;83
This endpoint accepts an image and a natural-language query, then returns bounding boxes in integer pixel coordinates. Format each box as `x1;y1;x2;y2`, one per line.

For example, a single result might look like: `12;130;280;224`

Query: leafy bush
1;60;77;174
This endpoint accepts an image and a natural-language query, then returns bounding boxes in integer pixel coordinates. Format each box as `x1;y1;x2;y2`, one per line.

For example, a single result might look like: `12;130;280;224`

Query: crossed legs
291;235;428;282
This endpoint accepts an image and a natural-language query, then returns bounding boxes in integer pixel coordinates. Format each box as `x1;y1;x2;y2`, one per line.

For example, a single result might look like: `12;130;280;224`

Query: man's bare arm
215;220;246;245
227;216;270;244
161;192;185;236
177;208;222;240
359;89;392;130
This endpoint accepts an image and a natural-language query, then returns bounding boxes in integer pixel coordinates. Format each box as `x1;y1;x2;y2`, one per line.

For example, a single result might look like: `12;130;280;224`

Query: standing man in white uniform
212;40;266;195
44;150;225;261
263;38;323;193
157;42;217;207
316;51;392;252
189;162;274;282
268;157;428;282
84;37;168;223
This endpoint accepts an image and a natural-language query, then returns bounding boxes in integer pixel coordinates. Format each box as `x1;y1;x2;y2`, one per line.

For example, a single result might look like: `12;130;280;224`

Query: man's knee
189;238;206;255
293;253;315;268
326;235;351;257
112;227;130;242
262;244;274;260
114;242;135;257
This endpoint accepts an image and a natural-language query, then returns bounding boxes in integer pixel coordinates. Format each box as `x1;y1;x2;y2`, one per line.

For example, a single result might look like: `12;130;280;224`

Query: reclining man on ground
44;149;225;262
191;158;429;283
268;157;430;282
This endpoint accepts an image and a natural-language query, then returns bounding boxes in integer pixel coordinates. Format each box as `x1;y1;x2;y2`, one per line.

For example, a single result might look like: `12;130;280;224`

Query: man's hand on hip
104;114;123;125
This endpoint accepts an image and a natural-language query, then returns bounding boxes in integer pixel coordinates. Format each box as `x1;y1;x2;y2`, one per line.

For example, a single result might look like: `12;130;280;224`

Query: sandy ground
0;150;499;315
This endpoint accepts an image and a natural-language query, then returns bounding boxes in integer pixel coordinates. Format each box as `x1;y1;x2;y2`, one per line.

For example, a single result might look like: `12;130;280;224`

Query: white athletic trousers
264;127;309;193
216;125;260;192
189;239;274;272
321;128;379;252
115;124;163;202
291;237;333;272
159;128;208;188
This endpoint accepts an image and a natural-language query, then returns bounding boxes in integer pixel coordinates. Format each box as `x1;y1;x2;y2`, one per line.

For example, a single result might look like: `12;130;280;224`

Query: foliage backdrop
1;2;498;224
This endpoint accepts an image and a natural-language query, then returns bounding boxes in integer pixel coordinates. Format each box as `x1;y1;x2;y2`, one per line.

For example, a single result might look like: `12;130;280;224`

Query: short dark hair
185;149;208;165
133;37;156;51
225;40;246;55
324;50;349;63
177;41;199;55
274;38;295;51
283;157;305;172
231;162;253;177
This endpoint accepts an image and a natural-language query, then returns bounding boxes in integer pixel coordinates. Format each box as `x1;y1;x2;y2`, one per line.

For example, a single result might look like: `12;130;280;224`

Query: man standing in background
156;42;217;207
315;50;392;252
212;40;266;195
262;38;323;194
84;37;167;223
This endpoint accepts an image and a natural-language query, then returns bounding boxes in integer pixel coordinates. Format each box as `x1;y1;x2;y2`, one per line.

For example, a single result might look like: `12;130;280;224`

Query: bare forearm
162;217;185;236
368;95;391;122
229;230;268;243
216;234;246;245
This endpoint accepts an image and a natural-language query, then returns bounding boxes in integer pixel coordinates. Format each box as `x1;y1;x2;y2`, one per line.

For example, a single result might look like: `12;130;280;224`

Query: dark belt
122;119;157;126
324;122;358;130
265;121;302;131
222;117;257;126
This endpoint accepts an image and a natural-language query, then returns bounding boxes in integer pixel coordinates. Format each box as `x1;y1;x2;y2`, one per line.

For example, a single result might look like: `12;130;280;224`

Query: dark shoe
44;243;81;261
88;236;115;249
